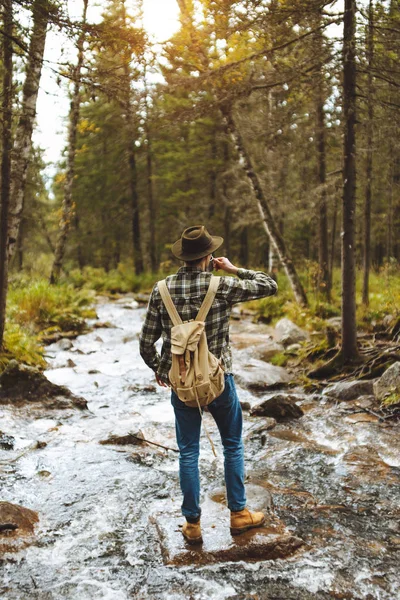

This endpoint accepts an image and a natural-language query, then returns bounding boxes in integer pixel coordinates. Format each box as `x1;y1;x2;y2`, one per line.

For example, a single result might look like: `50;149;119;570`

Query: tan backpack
158;276;225;409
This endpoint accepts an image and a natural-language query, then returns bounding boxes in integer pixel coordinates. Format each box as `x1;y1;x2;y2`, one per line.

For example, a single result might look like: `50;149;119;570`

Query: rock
88;369;100;374
153;488;304;566
250;394;304;421
66;358;76;368
99;431;145;446
239;401;251;411
235;358;291;392
93;321;116;329
114;297;139;309
0;360;88;410
0;502;39;555
286;343;301;353
323;379;375;401
133;293;150;305
246;419;277;441
58;338;73;351
373;362;400;402
94;335;104;342
41;330;81;345
326;316;342;331
0;431;14;450
275;318;309;346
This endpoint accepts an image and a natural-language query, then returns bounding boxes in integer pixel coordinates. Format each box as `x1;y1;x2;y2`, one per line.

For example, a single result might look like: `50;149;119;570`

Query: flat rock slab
153;489;304;566
235;358;291;392
323;379;374;401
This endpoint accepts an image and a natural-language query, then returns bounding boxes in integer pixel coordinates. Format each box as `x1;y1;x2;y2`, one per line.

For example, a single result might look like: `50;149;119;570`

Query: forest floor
1;293;399;599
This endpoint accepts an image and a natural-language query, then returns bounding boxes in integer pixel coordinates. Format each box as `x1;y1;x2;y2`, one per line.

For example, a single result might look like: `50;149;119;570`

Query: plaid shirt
139;266;278;384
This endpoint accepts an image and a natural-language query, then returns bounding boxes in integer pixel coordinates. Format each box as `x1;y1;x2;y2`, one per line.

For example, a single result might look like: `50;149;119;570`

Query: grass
2;275;97;370
245;261;400;333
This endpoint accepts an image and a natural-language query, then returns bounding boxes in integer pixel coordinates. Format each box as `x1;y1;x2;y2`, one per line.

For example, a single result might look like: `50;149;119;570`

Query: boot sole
230;516;266;536
182;533;203;545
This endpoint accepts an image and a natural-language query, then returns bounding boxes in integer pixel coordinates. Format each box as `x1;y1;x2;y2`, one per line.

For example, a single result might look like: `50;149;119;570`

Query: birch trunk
50;0;88;284
341;0;359;360
7;0;49;264
0;0;13;348
221;104;308;306
362;0;374;306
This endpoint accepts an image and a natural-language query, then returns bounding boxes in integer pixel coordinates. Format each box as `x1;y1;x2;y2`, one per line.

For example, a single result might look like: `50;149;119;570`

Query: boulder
0;502;39;555
58;338;73;351
373;362;400;402
235;358;291;392
0;360;88;410
323;379;375;402
250;394;304;421
275;318;309;346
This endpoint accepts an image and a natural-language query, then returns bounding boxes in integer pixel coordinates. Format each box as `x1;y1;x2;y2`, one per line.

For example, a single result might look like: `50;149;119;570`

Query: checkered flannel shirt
139;265;278;384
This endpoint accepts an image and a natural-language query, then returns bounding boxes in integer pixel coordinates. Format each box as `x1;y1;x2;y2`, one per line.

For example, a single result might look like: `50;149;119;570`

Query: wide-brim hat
171;225;223;261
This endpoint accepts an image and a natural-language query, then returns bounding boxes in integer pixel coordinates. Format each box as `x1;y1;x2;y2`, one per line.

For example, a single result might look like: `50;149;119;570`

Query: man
139;225;278;544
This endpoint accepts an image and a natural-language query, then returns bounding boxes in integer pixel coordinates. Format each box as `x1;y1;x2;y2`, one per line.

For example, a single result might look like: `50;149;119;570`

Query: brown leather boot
230;508;265;535
182;520;203;544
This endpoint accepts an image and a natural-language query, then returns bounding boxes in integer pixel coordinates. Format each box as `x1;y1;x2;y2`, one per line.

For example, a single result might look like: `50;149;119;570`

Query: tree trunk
0;0;13;348
314;14;331;300
144;72;157;272
209;130;217;219
341;0;359;360
362;0;374;306
7;0;49;264
50;0;88;284
221;103;308;306
265;91;279;280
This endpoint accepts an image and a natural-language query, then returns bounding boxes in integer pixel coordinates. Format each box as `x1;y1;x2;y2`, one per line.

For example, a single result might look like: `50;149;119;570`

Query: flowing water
1;296;399;599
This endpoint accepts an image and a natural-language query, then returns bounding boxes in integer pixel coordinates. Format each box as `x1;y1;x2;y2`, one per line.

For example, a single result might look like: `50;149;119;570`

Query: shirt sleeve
218;268;278;305
139;285;162;373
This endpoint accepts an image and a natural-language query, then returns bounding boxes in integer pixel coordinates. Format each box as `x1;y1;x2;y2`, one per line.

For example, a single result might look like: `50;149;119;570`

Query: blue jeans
171;373;246;521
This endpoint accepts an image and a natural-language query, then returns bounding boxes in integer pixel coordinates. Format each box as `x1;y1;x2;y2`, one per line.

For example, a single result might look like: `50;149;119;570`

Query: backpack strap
195;276;221;323
158;280;182;327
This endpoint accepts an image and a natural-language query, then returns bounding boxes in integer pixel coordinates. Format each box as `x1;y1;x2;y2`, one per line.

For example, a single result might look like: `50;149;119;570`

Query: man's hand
156;374;169;387
213;257;239;275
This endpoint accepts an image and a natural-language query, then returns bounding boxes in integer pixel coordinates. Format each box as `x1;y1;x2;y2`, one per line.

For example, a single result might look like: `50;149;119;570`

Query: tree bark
314;14;331;300
362;0;374;306
121;1;143;275
50;0;88;283
0;0;13;348
7;0;49;264
341;0;359;360
221;103;308;306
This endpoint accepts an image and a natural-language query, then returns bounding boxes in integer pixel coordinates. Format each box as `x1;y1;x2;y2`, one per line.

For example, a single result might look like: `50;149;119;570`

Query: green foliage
1;322;46;370
67;264;174;294
246;265;400;332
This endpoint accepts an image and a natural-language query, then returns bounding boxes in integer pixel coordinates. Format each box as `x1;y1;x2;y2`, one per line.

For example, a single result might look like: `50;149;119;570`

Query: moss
382;392;400;407
269;352;289;367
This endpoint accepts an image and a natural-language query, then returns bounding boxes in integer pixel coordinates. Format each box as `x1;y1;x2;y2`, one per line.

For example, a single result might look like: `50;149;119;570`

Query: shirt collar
177;265;205;274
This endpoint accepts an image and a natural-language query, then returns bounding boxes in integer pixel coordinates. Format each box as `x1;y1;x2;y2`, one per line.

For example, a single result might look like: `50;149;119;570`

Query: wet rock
235;358;291;392
0;431;15;450
343;446;398;483
66;358;76;368
126;383;157;394
250;394;304;421
239;400;251;410
275;318;309;346
114;297;139;309
99;430;146;446
246;419;277;441
88;369;100;374
0;360;88;410
323;379;374;401
123;334;138;343
153;490;304;566
94;335;104;342
0;502;39;555
373;361;400;402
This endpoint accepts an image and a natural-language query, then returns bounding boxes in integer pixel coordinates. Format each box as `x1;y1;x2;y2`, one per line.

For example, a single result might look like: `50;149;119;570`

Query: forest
0;1;400;598
0;0;399;370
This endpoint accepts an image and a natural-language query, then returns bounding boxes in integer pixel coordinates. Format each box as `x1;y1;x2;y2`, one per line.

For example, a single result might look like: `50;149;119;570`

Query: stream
1;295;399;600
